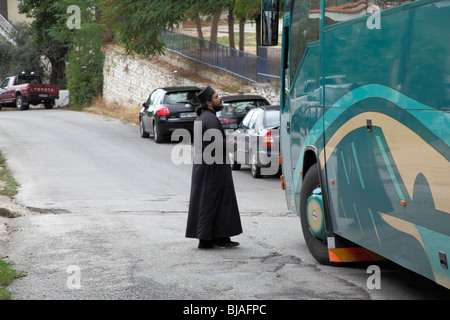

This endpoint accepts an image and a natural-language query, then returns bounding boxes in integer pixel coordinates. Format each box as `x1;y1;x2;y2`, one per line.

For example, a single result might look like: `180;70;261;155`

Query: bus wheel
300;163;330;265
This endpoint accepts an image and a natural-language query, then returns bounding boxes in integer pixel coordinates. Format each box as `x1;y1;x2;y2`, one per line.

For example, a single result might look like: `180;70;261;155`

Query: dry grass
82;96;141;126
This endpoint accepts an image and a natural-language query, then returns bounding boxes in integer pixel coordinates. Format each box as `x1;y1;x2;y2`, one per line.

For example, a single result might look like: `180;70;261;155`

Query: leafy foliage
18;0;104;107
99;0;191;57
3;0;279;109
0;23;45;81
50;0;104;108
19;0;68;88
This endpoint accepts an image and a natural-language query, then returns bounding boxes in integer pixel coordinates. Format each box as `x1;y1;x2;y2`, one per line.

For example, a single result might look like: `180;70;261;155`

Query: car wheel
16;95;28;110
140;117;149;138
299;163;332;265
153;121;163;143
228;152;241;170
250;151;261;178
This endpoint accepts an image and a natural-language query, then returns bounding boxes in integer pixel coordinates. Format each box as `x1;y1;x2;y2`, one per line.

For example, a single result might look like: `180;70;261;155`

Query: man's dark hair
195;102;209;116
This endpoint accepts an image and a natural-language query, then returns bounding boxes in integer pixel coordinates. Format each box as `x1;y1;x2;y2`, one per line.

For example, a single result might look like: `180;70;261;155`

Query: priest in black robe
186;86;243;249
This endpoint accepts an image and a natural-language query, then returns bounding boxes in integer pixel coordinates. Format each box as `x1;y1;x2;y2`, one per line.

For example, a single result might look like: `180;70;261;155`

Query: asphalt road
0;109;448;301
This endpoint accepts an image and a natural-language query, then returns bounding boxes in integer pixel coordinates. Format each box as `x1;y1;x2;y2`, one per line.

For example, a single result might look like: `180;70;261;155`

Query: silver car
227;105;280;178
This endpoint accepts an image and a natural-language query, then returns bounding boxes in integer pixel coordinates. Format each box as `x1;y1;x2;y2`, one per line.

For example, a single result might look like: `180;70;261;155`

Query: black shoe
198;239;214;249
212;237;232;245
215;241;240;248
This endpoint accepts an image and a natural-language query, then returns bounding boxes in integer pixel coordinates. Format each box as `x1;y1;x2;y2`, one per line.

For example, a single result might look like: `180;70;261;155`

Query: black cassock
186;109;242;240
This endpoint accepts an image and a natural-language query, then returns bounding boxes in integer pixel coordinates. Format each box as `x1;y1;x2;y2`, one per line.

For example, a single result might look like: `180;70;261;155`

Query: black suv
140;86;201;143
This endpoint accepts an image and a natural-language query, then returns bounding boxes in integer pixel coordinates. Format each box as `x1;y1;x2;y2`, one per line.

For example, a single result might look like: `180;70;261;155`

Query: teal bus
262;0;449;289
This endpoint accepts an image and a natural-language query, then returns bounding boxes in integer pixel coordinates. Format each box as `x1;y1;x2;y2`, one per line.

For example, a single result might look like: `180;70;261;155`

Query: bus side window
289;0;319;84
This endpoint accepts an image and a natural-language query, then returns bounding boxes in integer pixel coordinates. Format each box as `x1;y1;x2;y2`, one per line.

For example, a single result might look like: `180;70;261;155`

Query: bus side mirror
261;0;279;46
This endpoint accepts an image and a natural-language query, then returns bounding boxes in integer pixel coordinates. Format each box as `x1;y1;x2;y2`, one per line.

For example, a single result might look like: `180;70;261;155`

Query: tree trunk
255;13;261;57
227;8;235;49
49;57;66;89
195;12;206;49
238;17;246;52
210;8;222;44
47;40;67;89
194;12;204;40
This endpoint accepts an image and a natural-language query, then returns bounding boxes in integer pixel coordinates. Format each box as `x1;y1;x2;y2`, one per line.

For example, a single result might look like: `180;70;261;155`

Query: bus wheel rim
306;187;326;242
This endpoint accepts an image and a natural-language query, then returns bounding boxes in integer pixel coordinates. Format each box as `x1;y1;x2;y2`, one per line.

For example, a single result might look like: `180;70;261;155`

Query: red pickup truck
0;73;59;111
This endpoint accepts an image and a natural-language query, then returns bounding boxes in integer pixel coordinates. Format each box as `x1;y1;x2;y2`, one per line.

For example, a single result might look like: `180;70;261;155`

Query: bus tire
299;163;331;265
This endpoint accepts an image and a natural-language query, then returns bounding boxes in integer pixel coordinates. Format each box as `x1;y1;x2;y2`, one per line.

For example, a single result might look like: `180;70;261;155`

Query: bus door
283;0;321;213
279;12;293;209
262;0;295;209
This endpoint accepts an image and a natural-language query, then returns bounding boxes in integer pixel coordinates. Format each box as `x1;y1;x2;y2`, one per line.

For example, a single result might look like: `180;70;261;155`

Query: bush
49;0;105;109
66;39;104;108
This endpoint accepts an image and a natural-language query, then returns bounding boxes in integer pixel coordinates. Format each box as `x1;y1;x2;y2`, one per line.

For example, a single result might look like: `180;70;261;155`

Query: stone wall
102;46;280;107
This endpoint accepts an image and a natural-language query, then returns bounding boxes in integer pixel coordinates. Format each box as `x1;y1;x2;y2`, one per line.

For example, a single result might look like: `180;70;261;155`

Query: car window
248;108;262;129
264;110;280;127
222;99;269;115
156;90;165;105
165;91;200;104
17;76;42;85
147;90;158;106
241;109;255;129
0;79;8;88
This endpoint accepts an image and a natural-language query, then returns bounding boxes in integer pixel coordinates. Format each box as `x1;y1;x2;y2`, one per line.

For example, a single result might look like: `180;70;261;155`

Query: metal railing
0;13;14;43
160;30;280;84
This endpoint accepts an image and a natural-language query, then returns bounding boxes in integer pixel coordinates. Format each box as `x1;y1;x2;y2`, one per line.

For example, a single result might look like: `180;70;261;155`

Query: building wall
6;0;32;23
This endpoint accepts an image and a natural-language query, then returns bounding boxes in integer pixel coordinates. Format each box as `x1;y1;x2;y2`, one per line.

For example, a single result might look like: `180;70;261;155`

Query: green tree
19;0;104;108
19;0;68;88
205;0;231;44
99;0;191;57
227;1;236;49
185;2;206;43
0;36;15;80
185;0;230;48
0;23;45;81
234;0;262;55
50;0;104;108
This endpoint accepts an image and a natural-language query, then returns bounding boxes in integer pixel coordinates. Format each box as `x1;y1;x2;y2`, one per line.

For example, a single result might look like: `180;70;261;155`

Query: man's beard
213;101;223;112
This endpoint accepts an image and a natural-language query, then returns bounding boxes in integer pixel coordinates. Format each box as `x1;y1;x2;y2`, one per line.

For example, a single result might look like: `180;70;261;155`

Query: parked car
140;86;201;143
0;72;59;111
227;105;280;178
217;95;270;130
